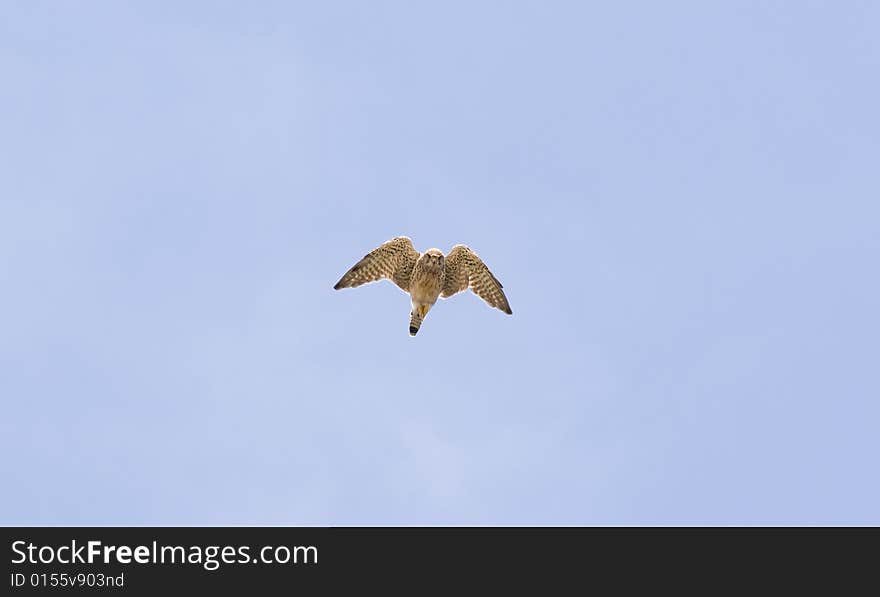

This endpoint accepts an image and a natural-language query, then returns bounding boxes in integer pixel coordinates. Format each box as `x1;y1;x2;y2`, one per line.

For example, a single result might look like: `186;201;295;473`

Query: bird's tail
409;311;422;336
409;303;430;336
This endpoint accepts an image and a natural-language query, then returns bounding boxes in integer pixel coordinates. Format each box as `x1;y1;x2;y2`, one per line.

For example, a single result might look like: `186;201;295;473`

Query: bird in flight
334;236;512;336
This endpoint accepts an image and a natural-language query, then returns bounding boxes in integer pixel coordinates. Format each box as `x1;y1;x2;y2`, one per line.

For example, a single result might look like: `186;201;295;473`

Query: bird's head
421;249;444;269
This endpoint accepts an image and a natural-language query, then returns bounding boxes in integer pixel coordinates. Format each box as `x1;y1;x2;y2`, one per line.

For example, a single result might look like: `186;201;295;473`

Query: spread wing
333;236;420;292
441;245;512;314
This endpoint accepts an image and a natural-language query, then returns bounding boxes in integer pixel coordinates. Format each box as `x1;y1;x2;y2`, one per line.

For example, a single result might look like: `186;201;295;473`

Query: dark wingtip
409;326;418;336
333;280;344;290
505;307;513;315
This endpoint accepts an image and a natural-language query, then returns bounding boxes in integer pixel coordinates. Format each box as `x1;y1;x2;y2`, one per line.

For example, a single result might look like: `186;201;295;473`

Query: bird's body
333;237;512;336
407;249;445;333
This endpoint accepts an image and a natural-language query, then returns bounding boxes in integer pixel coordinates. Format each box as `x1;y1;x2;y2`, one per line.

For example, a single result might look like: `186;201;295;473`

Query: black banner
1;527;874;593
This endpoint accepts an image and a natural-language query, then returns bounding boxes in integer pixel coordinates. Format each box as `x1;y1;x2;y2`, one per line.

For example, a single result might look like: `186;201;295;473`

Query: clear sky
2;1;878;525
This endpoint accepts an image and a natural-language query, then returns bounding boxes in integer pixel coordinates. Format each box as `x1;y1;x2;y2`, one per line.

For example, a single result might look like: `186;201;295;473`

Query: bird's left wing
333;236;420;292
441;245;512;314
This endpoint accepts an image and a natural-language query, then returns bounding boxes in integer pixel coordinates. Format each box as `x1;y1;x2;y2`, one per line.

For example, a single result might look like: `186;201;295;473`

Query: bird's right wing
333;236;420;292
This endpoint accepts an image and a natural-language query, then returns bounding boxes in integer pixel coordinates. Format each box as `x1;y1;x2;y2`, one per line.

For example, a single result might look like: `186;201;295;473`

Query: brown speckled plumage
333;236;512;336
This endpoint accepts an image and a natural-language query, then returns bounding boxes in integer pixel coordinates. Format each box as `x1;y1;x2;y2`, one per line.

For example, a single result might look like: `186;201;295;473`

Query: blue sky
2;1;878;524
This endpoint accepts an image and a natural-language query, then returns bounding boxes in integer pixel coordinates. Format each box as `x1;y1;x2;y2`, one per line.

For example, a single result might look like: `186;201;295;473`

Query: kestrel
333;236;512;336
